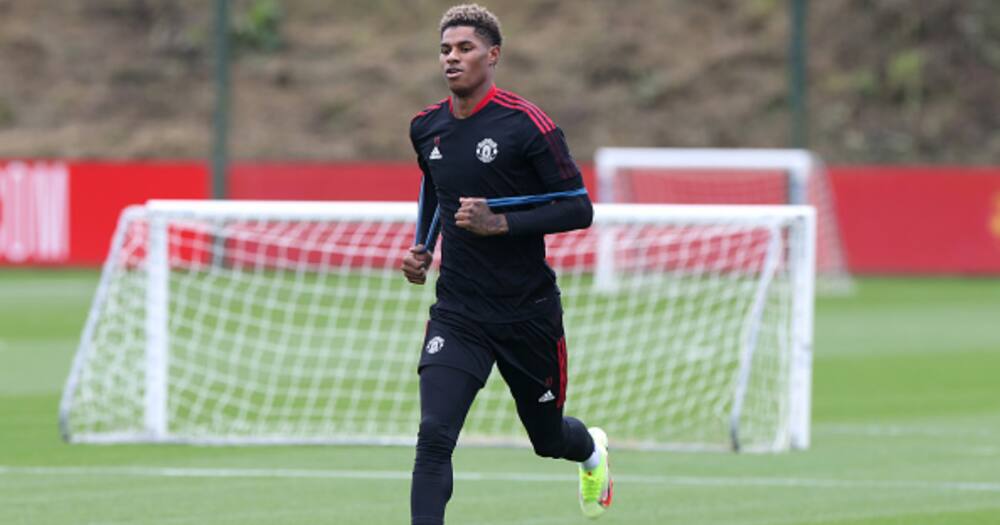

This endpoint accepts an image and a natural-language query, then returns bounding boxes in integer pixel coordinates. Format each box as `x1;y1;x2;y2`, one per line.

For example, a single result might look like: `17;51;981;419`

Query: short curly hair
439;4;502;47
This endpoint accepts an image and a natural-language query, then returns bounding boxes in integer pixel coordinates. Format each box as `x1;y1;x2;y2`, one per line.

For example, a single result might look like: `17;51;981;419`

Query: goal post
595;147;847;290
60;200;814;452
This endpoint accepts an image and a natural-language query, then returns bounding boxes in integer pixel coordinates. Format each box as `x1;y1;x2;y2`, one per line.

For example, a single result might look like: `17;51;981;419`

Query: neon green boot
579;427;613;519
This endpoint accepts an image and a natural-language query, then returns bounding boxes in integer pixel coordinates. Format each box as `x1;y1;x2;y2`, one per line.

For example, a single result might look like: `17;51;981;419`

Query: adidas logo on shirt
538;390;556;403
429;146;442;160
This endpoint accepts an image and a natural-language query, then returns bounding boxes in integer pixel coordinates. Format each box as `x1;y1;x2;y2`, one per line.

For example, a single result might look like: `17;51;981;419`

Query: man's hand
401;244;433;285
455;197;509;236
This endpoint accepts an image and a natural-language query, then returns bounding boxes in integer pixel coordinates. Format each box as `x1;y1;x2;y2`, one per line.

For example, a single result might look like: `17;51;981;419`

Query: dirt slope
0;0;996;162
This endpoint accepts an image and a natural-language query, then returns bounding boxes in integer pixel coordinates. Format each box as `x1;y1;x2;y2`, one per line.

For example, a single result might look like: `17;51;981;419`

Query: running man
402;5;612;524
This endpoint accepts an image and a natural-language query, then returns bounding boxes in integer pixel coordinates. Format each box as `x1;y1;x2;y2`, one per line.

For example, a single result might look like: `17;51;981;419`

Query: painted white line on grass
818;423;996;438
2;465;999;493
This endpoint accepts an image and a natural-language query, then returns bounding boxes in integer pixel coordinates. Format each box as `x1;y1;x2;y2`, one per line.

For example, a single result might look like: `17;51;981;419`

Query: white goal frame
60;200;814;452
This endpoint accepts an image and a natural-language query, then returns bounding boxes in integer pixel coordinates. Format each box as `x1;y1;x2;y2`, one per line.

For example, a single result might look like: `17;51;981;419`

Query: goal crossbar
144;199;811;226
596;148;819;204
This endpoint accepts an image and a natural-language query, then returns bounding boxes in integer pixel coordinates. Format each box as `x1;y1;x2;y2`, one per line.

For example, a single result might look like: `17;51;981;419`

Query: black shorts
419;306;568;409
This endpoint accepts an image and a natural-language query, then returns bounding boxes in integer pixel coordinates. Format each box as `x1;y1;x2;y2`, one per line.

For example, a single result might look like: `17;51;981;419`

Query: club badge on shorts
476;138;498;163
425;335;445;354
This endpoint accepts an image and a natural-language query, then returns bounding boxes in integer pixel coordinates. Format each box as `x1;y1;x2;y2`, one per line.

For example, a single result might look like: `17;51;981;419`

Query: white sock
581;446;602;471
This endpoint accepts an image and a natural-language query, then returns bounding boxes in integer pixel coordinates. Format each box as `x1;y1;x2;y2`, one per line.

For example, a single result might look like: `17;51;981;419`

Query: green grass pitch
2;269;999;524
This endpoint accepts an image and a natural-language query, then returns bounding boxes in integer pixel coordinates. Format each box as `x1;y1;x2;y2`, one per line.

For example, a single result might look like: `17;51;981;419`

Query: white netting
61;201;813;452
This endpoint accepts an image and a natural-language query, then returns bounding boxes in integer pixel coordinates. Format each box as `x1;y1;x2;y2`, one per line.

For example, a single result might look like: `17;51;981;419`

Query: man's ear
489;45;501;67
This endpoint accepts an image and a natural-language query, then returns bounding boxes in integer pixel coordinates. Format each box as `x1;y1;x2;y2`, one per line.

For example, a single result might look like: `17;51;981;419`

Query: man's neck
451;82;495;119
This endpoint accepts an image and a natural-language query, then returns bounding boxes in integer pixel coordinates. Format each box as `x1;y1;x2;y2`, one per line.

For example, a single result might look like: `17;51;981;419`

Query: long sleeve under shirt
410;86;593;323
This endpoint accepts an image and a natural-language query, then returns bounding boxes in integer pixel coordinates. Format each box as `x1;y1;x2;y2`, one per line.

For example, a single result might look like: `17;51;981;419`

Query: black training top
410;85;593;322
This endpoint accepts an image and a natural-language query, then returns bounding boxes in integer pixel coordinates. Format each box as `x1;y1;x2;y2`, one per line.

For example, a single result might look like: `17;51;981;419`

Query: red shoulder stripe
413;98;449;120
495;90;556;130
493;91;577;180
498;90;555;128
494;90;551;128
493;95;555;133
494;94;555;133
491;97;550;133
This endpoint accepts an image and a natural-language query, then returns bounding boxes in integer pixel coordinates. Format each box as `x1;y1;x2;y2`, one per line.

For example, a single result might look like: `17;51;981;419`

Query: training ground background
1;270;999;524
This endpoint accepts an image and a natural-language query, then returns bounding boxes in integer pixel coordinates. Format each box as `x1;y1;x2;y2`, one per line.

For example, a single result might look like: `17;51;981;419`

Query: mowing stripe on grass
2;465;998;493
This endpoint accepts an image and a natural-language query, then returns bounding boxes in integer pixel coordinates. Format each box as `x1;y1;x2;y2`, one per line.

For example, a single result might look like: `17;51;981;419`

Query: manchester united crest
475;138;498;163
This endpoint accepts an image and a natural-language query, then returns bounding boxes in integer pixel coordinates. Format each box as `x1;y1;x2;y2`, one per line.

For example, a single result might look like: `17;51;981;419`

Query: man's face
440;25;498;97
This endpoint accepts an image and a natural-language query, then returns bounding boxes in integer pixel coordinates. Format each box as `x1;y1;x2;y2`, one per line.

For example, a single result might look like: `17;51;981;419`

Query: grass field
2;269;999;524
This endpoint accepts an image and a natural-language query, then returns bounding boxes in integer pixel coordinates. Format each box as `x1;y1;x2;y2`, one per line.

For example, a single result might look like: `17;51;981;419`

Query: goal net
61;200;814;452
596;148;848;290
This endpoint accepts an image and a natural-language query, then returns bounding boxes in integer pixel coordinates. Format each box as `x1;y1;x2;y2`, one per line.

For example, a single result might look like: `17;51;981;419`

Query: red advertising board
829;166;1000;274
230;162;422;201
0;160;207;266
